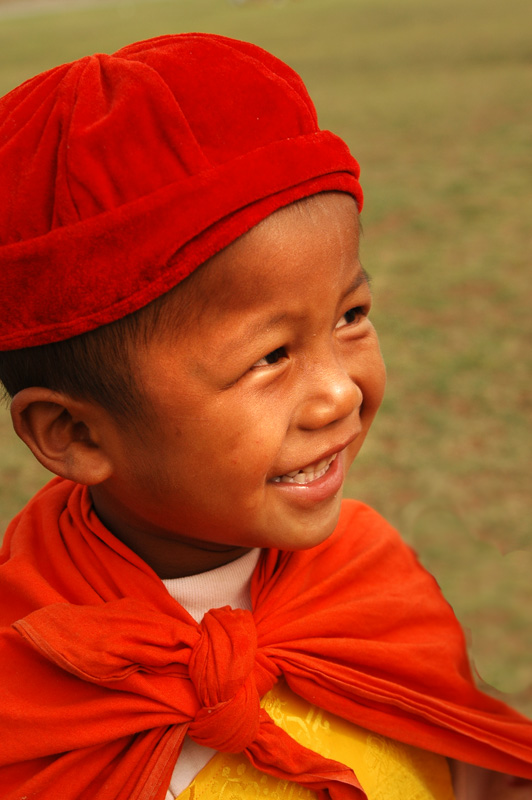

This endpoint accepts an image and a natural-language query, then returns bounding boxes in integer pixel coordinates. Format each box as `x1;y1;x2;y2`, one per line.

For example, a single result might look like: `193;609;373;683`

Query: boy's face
91;193;386;576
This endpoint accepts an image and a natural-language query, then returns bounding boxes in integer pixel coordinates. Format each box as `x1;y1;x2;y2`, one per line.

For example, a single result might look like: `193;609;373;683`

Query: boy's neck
89;486;252;579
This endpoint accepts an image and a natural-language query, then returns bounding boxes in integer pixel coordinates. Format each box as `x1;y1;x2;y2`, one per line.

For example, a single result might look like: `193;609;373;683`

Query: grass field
1;0;531;714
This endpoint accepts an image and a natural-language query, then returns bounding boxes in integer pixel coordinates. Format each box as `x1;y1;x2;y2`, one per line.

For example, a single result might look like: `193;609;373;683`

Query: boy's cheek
361;354;387;416
345;433;370;471
375;360;387;408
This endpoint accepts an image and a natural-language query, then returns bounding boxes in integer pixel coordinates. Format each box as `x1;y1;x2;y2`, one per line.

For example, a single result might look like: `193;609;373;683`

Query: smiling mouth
272;453;338;485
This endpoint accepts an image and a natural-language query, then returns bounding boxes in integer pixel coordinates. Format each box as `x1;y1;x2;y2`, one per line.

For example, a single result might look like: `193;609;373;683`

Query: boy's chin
267;492;344;552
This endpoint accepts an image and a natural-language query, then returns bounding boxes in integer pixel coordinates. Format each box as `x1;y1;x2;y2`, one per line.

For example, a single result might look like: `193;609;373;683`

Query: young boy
0;33;530;800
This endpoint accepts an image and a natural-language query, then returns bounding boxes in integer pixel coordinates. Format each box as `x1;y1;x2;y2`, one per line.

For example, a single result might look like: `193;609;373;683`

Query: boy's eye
335;306;366;329
252;346;287;368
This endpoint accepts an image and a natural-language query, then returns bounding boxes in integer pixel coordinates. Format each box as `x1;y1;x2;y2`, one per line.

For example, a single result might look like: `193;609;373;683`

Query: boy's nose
296;359;362;431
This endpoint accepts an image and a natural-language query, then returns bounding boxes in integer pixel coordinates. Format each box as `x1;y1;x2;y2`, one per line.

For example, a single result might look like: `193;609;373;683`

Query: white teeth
274;453;337;485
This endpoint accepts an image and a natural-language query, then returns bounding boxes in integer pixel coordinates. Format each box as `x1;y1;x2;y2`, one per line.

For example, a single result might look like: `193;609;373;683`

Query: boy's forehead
175;193;361;317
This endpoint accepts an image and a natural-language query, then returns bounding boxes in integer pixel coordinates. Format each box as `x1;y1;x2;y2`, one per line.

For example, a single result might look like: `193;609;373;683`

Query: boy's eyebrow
234;312;290;344
340;266;372;301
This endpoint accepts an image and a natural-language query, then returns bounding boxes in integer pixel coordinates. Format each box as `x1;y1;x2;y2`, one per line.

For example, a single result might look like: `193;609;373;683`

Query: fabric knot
187;606;261;753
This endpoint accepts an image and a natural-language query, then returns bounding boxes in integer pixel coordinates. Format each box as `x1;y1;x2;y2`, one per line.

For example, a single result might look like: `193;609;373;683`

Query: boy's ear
10;388;114;485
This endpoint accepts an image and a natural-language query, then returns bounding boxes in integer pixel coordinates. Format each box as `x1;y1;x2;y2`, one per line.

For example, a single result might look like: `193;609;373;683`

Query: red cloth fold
1;478;531;800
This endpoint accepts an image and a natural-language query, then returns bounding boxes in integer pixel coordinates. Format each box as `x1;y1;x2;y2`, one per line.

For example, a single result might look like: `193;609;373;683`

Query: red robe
1;478;531;800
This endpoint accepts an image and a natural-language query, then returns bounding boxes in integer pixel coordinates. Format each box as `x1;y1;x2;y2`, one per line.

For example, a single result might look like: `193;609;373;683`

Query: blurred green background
1;0;531;714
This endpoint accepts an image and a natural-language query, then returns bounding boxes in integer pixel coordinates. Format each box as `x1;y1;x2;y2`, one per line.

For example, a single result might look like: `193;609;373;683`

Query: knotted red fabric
0;33;362;351
1;479;531;800
187;608;262;752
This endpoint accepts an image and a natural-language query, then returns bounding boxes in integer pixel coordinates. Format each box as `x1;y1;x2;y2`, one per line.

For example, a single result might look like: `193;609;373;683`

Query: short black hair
0;280;188;425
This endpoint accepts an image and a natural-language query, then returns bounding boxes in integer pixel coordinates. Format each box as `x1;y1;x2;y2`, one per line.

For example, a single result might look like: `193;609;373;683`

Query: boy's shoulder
262;496;450;631
332;496;423;574
337;496;398;539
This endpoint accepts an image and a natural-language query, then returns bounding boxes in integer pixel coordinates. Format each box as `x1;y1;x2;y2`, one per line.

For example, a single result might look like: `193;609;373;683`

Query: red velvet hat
0;33;362;350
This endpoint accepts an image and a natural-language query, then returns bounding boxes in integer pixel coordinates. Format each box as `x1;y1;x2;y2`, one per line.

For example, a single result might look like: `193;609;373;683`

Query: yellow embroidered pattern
177;681;455;800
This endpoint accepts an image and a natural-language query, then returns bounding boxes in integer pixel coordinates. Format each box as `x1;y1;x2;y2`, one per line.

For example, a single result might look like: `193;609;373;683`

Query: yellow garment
177;680;455;799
